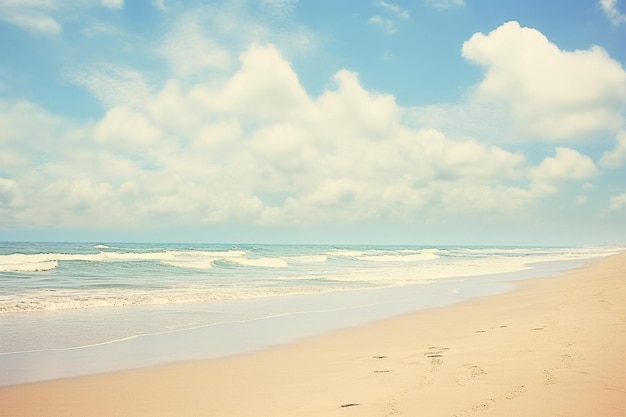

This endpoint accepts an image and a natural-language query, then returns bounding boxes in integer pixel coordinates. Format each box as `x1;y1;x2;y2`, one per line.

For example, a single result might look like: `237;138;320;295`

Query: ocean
0;242;621;385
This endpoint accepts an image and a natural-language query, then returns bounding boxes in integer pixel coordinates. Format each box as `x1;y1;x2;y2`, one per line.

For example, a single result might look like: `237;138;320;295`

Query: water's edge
0;257;591;386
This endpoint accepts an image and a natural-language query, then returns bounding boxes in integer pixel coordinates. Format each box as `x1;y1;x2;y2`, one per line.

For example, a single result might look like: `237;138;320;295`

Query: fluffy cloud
0;43;547;231
600;130;626;168
463;21;626;140
529;147;599;182
95;107;162;149
193;44;310;120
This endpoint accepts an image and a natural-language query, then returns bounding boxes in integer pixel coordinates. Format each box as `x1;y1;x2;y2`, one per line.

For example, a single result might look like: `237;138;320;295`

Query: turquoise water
0;242;621;385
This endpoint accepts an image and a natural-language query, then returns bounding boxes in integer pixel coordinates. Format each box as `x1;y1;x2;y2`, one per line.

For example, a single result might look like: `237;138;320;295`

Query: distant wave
0;249;247;272
355;252;440;262
283;255;328;263
331;248;441;262
0;259;58;272
1;245;619;273
0;247;439;273
1;245;622;314
227;257;289;268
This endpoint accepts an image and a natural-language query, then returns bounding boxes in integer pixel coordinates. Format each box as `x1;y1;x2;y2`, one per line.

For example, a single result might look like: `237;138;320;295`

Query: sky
0;0;625;245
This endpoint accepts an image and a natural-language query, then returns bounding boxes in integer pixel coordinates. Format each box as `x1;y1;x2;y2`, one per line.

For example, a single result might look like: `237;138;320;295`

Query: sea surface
0;242;621;385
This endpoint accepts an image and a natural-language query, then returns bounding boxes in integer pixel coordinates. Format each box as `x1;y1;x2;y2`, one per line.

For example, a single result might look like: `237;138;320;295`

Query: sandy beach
1;253;624;416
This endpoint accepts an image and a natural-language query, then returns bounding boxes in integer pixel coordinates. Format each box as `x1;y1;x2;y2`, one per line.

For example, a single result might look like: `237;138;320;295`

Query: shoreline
0;256;589;386
1;252;625;416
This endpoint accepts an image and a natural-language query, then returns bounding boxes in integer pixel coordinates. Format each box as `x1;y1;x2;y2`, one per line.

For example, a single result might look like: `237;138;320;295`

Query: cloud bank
0;14;624;241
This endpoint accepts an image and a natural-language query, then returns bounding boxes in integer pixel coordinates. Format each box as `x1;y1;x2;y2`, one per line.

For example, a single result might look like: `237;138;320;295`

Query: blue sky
0;0;625;245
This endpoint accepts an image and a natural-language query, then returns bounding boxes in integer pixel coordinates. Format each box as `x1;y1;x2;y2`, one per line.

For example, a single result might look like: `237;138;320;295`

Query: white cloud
463;21;626;140
95;107;162;149
600;0;626;26
0;0;61;35
158;12;233;76
154;2;317;80
369;2;409;36
609;193;626;211
313;69;398;138
147;80;206;137
170;47;532;224
67;64;153;108
101;0;123;10
600;130;626;168
375;1;410;19
529;147;599;182
0;100;68;176
153;0;166;11
423;0;465;11
192;44;310;121
368;15;397;35
0;0;126;35
0;44;586;231
82;21;126;38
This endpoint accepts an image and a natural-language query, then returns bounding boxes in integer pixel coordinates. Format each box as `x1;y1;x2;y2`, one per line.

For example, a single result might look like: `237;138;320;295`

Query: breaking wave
1;243;622;313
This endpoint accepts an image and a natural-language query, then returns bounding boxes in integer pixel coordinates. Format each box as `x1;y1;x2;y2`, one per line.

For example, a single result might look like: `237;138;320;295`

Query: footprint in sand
503;385;527;399
372;355;394;374
456;364;487;386
476;325;508;334
425;346;449;356
543;369;558;385
456;385;527;415
425;346;449;367
559;353;574;368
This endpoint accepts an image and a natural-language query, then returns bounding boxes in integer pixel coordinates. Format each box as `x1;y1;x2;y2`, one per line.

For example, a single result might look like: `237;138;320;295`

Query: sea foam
0;244;622;314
